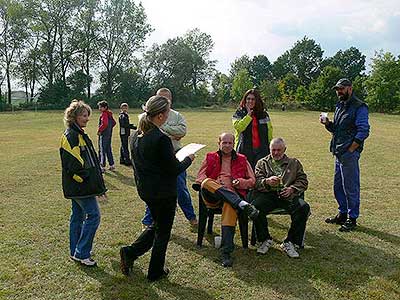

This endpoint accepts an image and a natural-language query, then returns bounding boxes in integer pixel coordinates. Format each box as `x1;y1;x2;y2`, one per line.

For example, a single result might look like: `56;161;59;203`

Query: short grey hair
270;137;286;147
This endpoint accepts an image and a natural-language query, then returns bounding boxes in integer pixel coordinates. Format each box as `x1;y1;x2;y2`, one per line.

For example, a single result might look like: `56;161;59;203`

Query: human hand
188;154;195;161
279;187;294;198
245;103;253;115
97;131;101;136
232;179;240;187
265;176;280;187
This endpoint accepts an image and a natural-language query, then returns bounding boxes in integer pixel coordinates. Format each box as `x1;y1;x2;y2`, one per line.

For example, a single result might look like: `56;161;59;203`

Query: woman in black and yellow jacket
60;100;106;267
232;88;273;169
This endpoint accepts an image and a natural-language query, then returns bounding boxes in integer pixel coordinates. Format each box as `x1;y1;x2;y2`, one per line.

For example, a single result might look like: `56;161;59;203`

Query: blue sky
141;0;400;73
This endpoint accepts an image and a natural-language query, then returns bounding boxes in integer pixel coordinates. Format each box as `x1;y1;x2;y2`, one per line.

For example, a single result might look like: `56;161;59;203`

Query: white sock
238;201;248;209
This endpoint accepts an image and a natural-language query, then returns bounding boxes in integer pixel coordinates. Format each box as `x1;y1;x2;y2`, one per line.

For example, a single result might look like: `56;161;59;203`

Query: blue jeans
98;134;114;167
334;151;361;219
70;197;101;259
142;170;196;225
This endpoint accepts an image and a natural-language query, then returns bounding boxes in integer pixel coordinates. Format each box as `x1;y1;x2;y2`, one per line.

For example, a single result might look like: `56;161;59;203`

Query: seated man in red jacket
196;132;259;267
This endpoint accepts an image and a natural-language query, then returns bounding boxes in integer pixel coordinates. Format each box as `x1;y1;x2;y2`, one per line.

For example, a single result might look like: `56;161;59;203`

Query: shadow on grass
171;219;400;300
104;170;135;187
82;259;215;300
357;225;400;246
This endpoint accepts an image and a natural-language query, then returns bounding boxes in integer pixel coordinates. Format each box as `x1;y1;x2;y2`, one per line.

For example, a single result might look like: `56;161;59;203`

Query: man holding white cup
320;78;370;232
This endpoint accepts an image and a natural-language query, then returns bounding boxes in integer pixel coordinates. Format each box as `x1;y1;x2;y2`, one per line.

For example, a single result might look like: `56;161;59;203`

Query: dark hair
138;95;170;134
97;100;108;109
239;89;265;119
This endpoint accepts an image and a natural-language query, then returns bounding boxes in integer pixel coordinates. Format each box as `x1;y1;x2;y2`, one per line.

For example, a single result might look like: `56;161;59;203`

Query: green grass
0;109;399;300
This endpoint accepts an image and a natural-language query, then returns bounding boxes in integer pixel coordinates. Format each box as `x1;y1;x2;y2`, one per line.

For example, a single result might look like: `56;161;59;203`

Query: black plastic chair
249;191;308;246
193;183;249;248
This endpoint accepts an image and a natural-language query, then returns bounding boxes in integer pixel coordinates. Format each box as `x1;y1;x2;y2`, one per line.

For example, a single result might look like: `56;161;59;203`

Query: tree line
0;0;399;113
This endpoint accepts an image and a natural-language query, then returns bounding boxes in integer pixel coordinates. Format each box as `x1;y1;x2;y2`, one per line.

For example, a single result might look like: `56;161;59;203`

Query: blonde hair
120;102;129;109
63;99;92;128
138;95;170;134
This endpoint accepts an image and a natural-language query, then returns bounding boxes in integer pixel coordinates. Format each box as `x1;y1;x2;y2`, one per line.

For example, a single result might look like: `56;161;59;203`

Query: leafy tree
259;79;280;109
38;78;71;107
211;71;231;105
97;0;152;99
0;0;28;104
230;69;253;102
230;55;251;78
112;66;152;107
277;72;301;105
306;66;344;110
71;0;99;99
67;69;92;100
144;28;215;104
272;36;324;86
182;28;215;94
324;47;366;81
250;54;273;85
365;51;400;112
28;0;81;89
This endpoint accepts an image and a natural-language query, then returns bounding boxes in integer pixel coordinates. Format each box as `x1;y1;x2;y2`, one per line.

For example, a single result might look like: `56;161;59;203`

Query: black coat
131;127;191;200
60;123;107;199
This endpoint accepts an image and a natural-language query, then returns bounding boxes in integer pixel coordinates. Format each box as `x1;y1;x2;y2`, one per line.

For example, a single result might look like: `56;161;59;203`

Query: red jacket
205;151;248;197
98;110;116;134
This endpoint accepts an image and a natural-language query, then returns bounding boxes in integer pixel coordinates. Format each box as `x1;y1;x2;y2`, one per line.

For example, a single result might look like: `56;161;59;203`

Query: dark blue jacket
325;93;370;156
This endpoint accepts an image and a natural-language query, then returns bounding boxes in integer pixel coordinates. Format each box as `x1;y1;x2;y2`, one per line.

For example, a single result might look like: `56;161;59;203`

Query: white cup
214;236;221;248
320;112;328;123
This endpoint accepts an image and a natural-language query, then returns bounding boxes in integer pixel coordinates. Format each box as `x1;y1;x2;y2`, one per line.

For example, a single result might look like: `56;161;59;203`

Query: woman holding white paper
119;95;194;282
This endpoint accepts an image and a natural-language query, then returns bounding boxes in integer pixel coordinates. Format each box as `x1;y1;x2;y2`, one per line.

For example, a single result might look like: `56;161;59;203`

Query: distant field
0;110;399;300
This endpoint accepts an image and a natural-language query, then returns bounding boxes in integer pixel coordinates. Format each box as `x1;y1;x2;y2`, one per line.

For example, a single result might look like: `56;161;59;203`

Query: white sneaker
109;165;116;171
257;239;273;255
71;256;97;266
280;241;300;258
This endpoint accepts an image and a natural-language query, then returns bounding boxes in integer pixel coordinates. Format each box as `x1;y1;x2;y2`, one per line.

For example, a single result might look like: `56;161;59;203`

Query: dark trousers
98;134;114;167
119;134;130;164
125;197;176;279
252;191;310;247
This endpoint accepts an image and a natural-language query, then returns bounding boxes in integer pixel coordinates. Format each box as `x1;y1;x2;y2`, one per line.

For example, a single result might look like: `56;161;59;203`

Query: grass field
0;109;399;300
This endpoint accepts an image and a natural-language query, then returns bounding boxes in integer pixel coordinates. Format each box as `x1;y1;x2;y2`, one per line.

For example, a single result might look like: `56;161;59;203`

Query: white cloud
140;0;400;73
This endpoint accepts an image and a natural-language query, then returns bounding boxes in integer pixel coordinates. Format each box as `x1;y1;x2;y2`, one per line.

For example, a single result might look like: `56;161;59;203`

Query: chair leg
250;222;257;246
207;213;214;234
238;212;248;249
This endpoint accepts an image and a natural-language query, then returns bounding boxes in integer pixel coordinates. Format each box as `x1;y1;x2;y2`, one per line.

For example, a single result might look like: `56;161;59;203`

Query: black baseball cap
332;78;352;89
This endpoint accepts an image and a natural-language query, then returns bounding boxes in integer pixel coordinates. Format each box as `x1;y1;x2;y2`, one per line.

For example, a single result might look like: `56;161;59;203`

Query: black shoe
148;268;170;282
339;218;357;232
221;253;233;268
243;204;259;221
325;213;347;225
120;247;134;276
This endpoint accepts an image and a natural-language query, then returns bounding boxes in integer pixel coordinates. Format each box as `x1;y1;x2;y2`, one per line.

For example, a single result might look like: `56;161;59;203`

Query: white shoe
280;241;300;258
71;256;97;266
109;165;116;171
257;239;273;255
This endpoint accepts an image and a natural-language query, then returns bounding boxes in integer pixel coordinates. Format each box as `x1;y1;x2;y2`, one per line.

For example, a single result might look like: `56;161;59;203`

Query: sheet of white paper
176;143;206;161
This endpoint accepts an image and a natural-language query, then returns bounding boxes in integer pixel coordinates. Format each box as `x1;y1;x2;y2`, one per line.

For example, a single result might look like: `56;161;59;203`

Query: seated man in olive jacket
252;137;310;258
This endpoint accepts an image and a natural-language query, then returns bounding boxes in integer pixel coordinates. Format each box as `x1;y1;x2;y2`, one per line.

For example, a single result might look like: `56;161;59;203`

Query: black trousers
125;197;176;279
119;134;130;164
252;190;310;247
